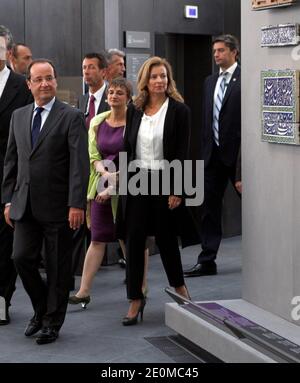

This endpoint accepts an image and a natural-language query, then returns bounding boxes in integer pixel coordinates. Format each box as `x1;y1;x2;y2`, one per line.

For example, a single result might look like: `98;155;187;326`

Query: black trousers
198;144;240;264
125;194;184;300
13;209;73;330
0;206;17;305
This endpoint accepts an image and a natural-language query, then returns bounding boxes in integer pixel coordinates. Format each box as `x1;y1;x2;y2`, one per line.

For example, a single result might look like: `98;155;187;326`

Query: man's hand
235;181;242;194
69;207;84;230
168;195;182;210
4;206;14;228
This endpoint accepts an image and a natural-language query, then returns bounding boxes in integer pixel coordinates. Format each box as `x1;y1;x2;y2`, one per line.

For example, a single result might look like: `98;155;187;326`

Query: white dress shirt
87;82;106;115
136;97;169;170
213;61;238;102
0;65;10;99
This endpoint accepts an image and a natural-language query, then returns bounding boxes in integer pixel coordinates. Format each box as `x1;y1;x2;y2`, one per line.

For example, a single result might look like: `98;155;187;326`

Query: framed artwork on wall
261;23;300;47
261;70;300;145
252;0;296;11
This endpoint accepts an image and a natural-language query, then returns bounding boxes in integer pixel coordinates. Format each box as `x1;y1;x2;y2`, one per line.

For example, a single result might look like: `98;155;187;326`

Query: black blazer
77;86;110;116
201;65;241;168
2;99;90;222
0;70;32;201
121;97;200;248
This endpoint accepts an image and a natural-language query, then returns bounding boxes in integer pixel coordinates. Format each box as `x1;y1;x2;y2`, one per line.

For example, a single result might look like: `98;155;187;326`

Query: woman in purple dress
69;78;132;307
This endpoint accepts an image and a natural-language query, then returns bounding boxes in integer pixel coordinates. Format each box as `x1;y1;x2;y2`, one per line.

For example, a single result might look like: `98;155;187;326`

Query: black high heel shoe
122;299;146;326
68;295;91;309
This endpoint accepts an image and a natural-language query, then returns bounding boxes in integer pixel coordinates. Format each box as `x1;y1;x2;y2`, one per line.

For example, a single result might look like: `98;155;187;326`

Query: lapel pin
233;78;237;82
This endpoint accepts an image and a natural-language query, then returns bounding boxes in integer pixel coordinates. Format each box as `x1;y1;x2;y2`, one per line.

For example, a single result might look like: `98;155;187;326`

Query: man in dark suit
79;52;109;125
2;59;89;344
70;52;109;289
0;30;32;325
184;35;241;277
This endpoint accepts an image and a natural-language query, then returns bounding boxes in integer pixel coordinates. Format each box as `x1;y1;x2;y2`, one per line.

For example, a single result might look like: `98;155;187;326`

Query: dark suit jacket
0;70;32;202
235;145;241;183
201;65;241;168
2;99;90;222
121;97;200;248
77;86;110;116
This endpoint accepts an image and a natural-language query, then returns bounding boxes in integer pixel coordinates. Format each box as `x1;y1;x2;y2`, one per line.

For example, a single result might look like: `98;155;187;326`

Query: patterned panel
261;23;300;47
252;0;296;10
261;70;300;145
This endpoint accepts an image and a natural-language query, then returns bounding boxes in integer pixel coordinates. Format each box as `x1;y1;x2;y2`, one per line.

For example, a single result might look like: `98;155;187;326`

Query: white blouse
136;97;169;170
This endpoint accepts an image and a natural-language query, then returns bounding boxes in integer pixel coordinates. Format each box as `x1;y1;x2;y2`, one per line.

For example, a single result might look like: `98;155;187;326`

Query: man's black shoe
36;327;59;345
0;304;10;325
24;318;42;337
184;263;217;277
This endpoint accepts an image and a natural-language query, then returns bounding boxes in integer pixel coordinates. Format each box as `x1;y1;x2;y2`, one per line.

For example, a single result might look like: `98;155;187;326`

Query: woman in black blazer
121;56;196;325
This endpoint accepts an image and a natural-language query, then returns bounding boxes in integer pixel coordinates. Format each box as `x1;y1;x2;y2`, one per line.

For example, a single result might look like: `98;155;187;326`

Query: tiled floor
0;236;242;363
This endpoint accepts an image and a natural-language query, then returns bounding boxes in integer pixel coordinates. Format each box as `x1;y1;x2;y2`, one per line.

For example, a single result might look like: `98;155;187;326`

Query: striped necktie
213;72;228;146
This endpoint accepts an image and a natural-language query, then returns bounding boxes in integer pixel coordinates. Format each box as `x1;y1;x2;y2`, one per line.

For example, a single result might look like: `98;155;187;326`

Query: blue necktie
31;107;44;148
213;72;228;146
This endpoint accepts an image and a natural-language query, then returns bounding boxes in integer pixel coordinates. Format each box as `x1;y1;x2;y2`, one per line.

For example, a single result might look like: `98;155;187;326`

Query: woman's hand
102;171;119;187
168;195;182;210
95;188;112;203
94;160;104;174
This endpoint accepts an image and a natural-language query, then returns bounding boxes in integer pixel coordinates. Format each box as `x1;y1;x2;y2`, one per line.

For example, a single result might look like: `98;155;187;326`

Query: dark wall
154;0;224;35
0;0;105;76
121;0;225;53
224;0;241;42
120;0;155;57
0;0;25;43
25;0;82;76
1;0;240;75
82;0;105;56
121;0;224;36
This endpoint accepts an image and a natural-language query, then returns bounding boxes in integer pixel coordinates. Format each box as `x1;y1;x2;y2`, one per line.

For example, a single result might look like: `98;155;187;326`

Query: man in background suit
10;43;33;76
184;35;241;277
70;52;109;289
0;30;32;325
105;49;126;83
2;59;89;344
78;52;109;125
0;25;14;67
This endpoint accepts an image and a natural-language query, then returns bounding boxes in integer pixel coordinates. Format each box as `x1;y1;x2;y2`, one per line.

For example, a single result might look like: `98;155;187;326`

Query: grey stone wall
241;1;300;325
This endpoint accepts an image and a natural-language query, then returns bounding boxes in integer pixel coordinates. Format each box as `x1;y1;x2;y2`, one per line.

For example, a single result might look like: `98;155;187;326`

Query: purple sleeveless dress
91;120;124;242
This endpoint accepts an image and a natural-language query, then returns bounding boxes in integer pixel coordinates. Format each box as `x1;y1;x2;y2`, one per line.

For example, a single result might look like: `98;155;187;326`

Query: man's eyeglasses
30;76;55;84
